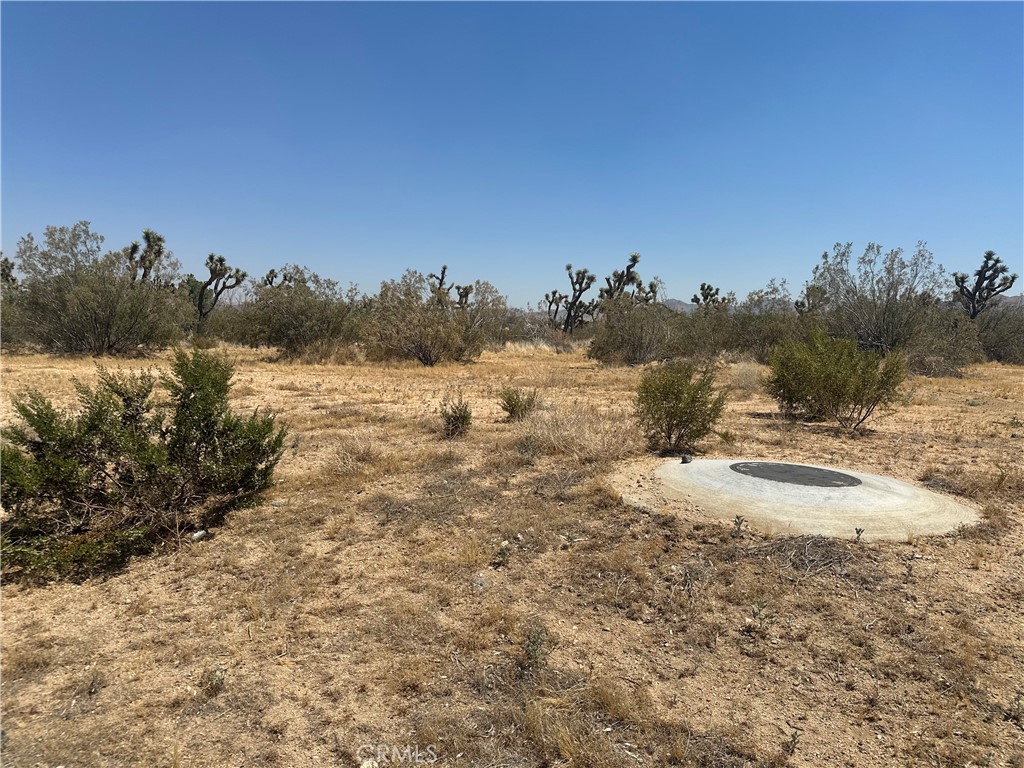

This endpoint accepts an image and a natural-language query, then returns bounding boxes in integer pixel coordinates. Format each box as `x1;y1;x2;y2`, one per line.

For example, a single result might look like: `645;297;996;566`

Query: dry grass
516;403;644;465
727;359;767;398
1;348;1022;767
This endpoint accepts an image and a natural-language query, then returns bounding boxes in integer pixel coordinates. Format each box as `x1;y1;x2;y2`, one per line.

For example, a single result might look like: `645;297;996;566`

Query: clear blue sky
3;2;1022;307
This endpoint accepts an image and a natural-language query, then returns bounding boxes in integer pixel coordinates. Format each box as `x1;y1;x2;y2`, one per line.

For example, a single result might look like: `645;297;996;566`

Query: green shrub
13;222;191;355
764;331;907;430
978;302;1024;365
634;363;727;453
364;270;507;366
905;305;982;377
440;392;472;439
497;387;540;422
587;300;675;365
0;350;286;582
243;265;365;360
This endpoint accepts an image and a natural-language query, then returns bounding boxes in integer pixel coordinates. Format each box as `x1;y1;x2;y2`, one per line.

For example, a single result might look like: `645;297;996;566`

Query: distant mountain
997;293;1024;307
663;298;698;314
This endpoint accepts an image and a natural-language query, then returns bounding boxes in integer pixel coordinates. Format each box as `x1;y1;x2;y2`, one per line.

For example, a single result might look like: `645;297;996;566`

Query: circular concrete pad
649;459;979;540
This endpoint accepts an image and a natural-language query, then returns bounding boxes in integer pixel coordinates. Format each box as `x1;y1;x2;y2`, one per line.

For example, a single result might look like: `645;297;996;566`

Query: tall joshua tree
544;264;597;334
953;251;1018;319
125;229;168;283
195;254;246;332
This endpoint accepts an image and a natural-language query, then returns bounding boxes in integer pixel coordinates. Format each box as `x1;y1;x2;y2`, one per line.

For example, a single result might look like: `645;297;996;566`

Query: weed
198;666;226;698
1005;692;1024;728
745;598;778;635
439;391;472;439
517;404;641;465
497;386;540;422
491;541;512;569
521;624;551;670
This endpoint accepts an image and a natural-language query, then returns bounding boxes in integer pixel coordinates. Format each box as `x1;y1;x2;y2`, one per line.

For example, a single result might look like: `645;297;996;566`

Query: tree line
1;221;1020;372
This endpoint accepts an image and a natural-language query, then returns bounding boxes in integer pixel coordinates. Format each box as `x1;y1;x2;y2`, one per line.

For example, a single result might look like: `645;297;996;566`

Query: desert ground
2;345;1022;767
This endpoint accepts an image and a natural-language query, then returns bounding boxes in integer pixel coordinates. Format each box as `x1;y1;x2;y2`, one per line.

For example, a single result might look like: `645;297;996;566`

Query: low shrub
497;387;540;422
764;331;906;430
0;349;286;581
634;363;727;453
440;392;472;439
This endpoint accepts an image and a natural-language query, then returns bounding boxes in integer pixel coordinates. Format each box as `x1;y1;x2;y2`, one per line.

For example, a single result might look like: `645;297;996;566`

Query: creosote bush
0;349;286;581
634;363;727;454
497;387;540;422
440;392;472;439
764;331;907;431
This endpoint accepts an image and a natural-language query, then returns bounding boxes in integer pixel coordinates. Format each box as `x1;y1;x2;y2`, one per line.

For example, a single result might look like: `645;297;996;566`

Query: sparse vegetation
587;298;676;365
1;285;1021;768
365;267;507;365
242;264;364;360
517;403;642;464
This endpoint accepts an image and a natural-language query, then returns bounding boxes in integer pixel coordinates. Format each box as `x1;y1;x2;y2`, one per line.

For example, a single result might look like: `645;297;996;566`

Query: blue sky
3;2;1022;307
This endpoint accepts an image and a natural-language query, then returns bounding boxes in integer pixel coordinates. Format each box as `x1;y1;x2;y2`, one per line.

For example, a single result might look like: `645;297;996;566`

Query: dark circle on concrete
729;461;862;488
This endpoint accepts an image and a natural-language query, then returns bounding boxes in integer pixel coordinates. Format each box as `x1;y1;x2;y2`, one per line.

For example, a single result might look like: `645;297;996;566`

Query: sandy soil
2;345;1023;767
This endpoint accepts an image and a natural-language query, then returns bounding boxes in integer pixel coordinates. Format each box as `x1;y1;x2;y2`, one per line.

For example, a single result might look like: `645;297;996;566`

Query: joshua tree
600;252;642;300
953;251;1018;319
599;252;660;304
546;264;597;334
692;282;734;307
795;283;827;315
125;229;168;283
194;254;246;332
428;265;473;308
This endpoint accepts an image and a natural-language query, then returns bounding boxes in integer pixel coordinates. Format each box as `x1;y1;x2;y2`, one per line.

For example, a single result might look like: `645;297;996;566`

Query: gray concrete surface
646;459;980;540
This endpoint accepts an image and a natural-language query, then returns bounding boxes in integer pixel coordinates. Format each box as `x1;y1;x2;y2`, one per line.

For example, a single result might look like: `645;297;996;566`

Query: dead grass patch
516;403;643;466
727;359;767;397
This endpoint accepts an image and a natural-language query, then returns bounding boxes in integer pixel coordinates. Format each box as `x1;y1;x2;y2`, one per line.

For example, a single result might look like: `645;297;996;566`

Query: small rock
191;530;209;541
271;501;285;508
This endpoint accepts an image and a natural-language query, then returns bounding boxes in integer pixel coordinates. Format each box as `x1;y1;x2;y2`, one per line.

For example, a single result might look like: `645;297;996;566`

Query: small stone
191;530;209;541
271;501;285;508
